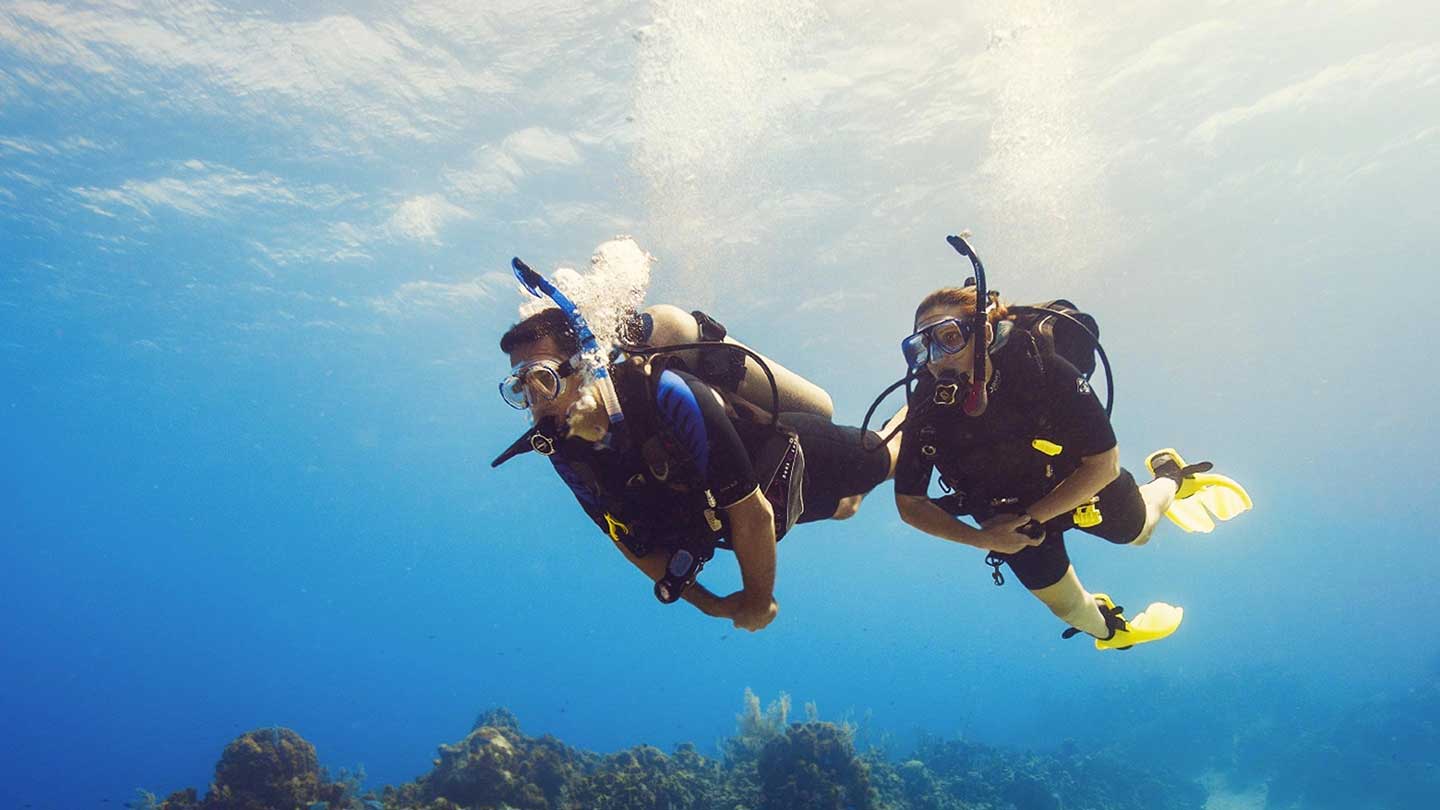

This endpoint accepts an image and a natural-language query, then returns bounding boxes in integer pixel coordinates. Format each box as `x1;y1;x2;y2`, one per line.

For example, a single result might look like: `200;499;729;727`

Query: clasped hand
712;590;779;632
975;513;1044;555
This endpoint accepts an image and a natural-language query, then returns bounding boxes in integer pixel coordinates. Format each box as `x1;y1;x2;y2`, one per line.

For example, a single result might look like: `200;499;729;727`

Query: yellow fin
1193;474;1253;521
1165;496;1215;533
1147;448;1252;530
1094;597;1184;650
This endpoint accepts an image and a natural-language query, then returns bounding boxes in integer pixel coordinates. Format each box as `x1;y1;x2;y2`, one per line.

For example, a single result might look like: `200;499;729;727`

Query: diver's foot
1145;448;1253;533
1145;448;1213;496
1063;594;1183;651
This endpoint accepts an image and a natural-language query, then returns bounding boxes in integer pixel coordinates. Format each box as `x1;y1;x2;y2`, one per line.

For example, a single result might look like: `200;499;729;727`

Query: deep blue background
4;3;1439;808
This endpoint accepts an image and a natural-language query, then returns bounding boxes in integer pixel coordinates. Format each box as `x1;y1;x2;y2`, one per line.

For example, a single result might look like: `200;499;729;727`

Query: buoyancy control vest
574;358;804;545
909;302;1102;519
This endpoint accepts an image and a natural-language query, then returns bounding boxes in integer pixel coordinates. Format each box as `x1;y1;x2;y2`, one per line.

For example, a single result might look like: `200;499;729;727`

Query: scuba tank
623;304;834;420
1008;299;1101;378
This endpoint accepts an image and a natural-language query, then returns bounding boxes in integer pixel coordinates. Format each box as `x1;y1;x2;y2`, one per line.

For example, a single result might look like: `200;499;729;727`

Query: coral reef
566;744;717;810
140;727;373;810
867;736;1203;810
142;694;1221;810
756;721;876;810
383;710;591;810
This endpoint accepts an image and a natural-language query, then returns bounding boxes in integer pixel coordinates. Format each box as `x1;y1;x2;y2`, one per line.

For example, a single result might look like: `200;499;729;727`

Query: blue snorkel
511;257;624;427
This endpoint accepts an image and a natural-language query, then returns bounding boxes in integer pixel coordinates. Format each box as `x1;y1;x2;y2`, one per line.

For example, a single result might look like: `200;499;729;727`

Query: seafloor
133;684;1439;810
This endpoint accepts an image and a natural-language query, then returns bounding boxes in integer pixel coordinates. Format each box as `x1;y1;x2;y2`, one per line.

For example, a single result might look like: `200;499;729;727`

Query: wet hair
499;307;580;355
914;286;1011;327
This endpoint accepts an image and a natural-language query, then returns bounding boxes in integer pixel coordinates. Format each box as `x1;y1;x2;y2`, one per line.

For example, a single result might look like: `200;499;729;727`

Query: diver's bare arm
895;494;986;546
1024;446;1121;523
613;539;726;617
723;488;777;607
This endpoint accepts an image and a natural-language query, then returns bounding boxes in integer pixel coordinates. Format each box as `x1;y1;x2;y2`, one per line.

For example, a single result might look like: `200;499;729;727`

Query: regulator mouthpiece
963;379;989;416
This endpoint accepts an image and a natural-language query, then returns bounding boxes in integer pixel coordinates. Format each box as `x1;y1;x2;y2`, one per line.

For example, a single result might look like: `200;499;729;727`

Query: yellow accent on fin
1032;438;1064;456
1093;594;1183;650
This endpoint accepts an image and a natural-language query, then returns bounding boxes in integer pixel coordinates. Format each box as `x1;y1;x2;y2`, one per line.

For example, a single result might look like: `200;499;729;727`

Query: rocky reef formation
143;691;1206;810
142;727;371;810
381;708;591;810
869;737;1205;810
757;721;877;810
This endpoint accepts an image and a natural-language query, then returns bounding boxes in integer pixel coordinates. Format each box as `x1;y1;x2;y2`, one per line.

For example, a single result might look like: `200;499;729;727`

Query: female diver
890;238;1251;649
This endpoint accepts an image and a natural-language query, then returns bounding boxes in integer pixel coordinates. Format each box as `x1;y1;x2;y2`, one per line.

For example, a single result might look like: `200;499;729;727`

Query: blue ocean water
3;3;1439;809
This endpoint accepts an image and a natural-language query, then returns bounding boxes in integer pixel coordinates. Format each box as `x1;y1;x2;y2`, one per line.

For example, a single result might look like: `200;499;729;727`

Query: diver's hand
718;591;779;632
976;514;1043;555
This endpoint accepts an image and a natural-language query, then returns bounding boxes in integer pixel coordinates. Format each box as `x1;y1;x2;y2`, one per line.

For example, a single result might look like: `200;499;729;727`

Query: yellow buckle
1072;501;1103;528
1031;438;1064;456
603;513;631;543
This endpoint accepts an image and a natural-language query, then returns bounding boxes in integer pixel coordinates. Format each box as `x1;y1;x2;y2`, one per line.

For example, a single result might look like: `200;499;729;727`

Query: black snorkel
859;233;993;449
862;232;1115;451
945;233;991;417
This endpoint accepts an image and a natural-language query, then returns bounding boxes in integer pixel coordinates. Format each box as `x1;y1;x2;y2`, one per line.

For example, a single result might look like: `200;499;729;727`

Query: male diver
887;236;1251;650
493;260;898;632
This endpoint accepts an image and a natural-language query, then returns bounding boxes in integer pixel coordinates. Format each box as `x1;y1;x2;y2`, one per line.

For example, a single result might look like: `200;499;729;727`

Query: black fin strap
1153;458;1214;488
1062;601;1128;641
1099;601;1128;640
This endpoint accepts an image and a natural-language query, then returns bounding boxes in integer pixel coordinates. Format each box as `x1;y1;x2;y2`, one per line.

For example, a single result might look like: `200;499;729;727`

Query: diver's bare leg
1031;566;1108;638
1129;477;1179;546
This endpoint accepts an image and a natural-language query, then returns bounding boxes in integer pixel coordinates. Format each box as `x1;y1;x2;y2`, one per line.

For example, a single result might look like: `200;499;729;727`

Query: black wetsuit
552;369;889;556
894;327;1146;590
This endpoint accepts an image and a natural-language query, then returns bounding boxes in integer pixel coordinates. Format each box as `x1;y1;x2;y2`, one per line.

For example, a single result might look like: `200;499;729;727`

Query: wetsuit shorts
991;467;1147;590
780;412;892;524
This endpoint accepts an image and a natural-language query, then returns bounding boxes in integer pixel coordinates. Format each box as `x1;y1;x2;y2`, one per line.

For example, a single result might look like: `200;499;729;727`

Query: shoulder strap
1014;300;1100;377
614;358;705;486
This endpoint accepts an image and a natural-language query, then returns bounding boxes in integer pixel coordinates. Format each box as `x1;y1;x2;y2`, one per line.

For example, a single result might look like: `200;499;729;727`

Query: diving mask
500;357;577;410
901;317;976;370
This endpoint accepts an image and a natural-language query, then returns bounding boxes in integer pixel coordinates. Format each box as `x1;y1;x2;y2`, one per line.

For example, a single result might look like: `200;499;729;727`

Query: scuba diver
493;258;899;632
884;235;1252;650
